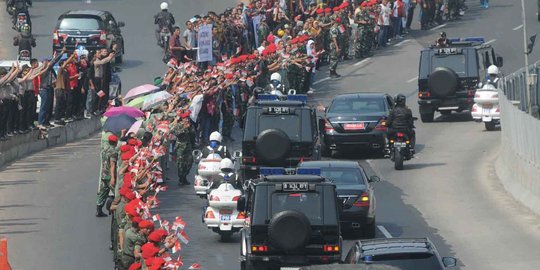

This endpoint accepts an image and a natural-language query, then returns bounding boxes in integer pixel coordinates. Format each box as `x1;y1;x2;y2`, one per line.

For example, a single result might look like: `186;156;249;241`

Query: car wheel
428;67;458;98
255;129;291;166
420;111;434;123
364;218;376;238
219;231;232;242
268;210;311;251
485;121;496;131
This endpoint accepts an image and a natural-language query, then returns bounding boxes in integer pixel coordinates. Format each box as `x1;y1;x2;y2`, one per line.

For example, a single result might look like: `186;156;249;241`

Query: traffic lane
15;0;240;90
0;136;113;269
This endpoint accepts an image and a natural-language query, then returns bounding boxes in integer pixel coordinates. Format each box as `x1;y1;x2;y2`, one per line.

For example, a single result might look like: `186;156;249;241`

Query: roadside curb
0;117;101;169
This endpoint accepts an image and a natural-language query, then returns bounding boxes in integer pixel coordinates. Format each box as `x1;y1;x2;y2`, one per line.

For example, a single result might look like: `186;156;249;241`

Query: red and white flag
171;240;181;254
173;217;186;231
177;230;190;244
152;214;161;222
189;263;201;269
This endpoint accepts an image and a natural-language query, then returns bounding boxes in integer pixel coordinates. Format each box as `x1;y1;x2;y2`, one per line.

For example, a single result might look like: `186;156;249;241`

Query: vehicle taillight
496;107;500;112
251;245;268;253
471;104;477;112
323;244;340;253
209;195;220;201
418;91;431;98
242;156;256;164
198;164;206;170
492;93;498;98
18;15;25;20
353;192;370;207
396;132;404;138
99;30;107;45
219;209;233;215
232;196;241;201
374;119;387;131
474;93;481;98
205;211;215;219
324;119;334;132
237;212;246;219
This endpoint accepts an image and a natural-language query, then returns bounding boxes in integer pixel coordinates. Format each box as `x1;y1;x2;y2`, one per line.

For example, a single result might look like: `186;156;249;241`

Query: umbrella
126;120;143;136
127;96;146;109
142;91;173;111
103;114;137;135
124;84;160;101
103;106;145;118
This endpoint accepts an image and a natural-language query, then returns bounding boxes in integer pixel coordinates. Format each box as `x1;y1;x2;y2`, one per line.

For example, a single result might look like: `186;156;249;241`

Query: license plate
74;37;87;43
394;142;406;147
220;215;231;221
284;168;296;175
283;182;309;191
483;108;491;114
344;123;365;130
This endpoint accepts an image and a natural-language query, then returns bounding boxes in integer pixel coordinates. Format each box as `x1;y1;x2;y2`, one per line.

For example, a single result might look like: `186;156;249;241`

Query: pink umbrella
103;106;145;118
124;84;160;101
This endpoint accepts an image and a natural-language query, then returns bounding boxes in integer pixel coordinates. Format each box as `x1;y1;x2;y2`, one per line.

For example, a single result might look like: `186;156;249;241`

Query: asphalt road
2;0;540;269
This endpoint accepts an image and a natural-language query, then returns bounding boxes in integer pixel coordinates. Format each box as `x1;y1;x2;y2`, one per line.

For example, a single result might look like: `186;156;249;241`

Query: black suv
417;37;502;122
52;10;125;63
240;95;321;180
238;172;342;270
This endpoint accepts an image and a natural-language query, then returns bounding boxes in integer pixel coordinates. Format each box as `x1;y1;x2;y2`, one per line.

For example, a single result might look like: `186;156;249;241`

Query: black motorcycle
388;132;414;170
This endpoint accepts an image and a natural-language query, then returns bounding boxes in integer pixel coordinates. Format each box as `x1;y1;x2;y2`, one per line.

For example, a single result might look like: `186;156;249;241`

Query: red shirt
67;63;79;89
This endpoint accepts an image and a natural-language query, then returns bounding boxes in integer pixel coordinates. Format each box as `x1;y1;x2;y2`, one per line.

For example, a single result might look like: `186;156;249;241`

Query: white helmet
220;158;234;171
160;2;169;10
270;72;281;82
209;131;222;143
487;65;499;75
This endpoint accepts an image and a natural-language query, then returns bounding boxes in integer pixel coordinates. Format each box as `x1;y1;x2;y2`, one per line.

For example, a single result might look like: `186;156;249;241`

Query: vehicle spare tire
428;67;458;98
255;129;291;166
268;210;311;252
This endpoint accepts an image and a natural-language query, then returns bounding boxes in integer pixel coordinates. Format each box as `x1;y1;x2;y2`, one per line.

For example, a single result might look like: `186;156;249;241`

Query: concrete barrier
496;92;540;215
0;117;101;168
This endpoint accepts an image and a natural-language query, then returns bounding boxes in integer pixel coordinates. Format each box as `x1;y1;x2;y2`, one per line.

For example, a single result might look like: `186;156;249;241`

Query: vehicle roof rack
257;94;308;103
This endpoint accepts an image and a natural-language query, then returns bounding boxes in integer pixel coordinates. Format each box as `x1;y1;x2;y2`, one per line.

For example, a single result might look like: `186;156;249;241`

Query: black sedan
343;238;457;269
320;93;394;156
298;160;379;238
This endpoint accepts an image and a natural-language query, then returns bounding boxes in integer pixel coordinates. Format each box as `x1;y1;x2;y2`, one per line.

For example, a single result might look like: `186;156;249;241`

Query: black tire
364;218;376;238
428;67;458;98
219;231;232;242
255;129;291;166
394;148;404;170
268;210;311;251
485;121;496;131
420;111;435;123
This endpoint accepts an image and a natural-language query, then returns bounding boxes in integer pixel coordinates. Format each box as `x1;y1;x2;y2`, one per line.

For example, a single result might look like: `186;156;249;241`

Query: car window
320;167;366;185
431;54;466;75
329;98;386;114
59;17;101;30
271;192;322;224
361;253;443;270
258;114;301;140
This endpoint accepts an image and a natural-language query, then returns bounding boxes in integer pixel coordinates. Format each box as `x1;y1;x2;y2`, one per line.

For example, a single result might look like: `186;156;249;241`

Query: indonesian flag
177;230;190;244
152;214;161;222
156;185;168;193
162;253;172;262
161;220;170;232
173;217;186;231
171;240;181;254
189;263;201;269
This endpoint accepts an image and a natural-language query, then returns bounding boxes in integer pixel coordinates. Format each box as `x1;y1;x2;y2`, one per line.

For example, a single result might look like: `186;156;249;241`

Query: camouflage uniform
340;12;351;60
329;25;340;75
97;145;118;207
119;227;146;270
221;87;235;139
174;121;194;183
354;10;371;59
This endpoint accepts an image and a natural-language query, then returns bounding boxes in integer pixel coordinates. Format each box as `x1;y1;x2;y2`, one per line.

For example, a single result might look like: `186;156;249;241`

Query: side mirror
236;196;246;212
496;56;503;67
117;21;125;28
368;175;381;183
442;257;457;267
192;149;203;160
232;150;242;160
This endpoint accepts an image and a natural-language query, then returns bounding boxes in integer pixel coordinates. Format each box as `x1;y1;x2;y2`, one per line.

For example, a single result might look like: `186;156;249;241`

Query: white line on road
377;225;393;238
513;24;524;31
313;77;331;85
407;76;418;83
430;24;447;31
354;57;371;66
394;39;410;47
484;39;497;45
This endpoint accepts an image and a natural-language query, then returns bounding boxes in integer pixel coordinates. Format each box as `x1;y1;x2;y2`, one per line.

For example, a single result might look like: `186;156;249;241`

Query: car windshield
363;252;442;270
59;17;101;30
259;114;301;140
431;54;466;75
329;98;386;114
271;192;322;224
320;167;365;185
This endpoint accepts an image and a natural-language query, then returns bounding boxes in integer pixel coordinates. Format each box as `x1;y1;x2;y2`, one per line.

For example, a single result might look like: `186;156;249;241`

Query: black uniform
154;10;175;40
9;0;32;27
386;105;415;143
201;145;231;160
13;33;36;59
211;172;241;189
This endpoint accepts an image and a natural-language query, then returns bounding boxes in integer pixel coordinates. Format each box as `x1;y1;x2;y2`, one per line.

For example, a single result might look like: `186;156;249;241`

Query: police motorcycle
158;27;171;49
471;65;501;131
191;132;230;198
155;2;173;49
201;156;245;241
14;12;28;32
17;50;30;61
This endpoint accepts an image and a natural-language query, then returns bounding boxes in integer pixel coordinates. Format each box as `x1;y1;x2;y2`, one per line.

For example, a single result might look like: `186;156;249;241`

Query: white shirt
379;3;391;26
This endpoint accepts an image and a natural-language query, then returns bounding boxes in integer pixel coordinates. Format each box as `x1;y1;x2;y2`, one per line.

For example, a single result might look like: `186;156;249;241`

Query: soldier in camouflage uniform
329;17;342;78
119;220;152;270
221;86;235;141
174;116;194;185
339;6;352;60
320;8;333;64
354;3;371;59
96;134;118;217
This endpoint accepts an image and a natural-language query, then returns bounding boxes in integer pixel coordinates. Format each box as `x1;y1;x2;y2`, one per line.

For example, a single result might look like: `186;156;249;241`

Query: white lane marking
313;77;331;85
354;57;371;66
216;253;224;265
430;24;447;31
513;24;524;31
484;39;496;45
377;225;393;238
394;39;410;47
407;76;418;83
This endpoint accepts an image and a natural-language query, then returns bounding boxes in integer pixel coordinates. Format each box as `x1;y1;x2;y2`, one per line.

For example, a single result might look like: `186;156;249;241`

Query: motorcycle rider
8;0;32;30
202;131;231;159
485;65;500;88
13;24;36;60
435;32;449;48
385;94;415;155
211;158;241;189
264;72;286;95
154;2;176;46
